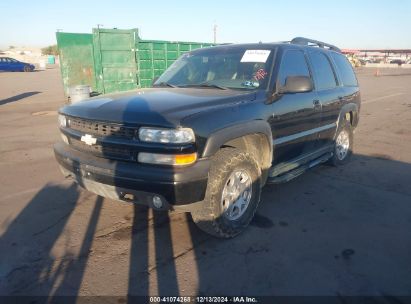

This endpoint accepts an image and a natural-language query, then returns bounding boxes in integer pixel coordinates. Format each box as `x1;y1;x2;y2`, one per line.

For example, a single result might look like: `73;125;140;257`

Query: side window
278;50;311;87
309;51;337;90
331;52;358;87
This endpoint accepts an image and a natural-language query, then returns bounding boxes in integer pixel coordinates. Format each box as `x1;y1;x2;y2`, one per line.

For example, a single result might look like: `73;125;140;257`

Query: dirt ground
0;67;410;300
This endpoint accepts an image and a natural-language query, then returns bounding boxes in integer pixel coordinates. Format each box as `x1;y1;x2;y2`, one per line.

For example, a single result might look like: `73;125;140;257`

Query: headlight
58;114;67;128
138;152;197;166
138;127;195;144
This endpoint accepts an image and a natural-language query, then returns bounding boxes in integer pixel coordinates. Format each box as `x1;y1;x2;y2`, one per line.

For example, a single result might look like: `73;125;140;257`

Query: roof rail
291;37;341;52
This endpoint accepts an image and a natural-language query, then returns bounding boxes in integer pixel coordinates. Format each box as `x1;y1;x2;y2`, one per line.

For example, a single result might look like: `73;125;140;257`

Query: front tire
330;120;353;166
23;65;32;72
191;148;261;238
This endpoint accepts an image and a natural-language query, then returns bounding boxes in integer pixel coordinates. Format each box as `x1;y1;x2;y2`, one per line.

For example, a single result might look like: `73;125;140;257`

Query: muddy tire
191;148;261;238
329;120;353;166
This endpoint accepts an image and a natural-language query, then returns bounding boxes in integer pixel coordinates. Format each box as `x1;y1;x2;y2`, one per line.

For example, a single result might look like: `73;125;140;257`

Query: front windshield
154;47;275;90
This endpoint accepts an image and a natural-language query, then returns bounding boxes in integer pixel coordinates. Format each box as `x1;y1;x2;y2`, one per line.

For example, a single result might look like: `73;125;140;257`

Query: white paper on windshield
241;50;271;63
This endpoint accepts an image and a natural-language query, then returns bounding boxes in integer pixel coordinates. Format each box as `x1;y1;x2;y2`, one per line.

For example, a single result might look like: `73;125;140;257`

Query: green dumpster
56;28;214;97
47;55;55;64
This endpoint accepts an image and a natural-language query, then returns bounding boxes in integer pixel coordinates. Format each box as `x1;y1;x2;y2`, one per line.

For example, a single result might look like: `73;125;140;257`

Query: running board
267;152;333;184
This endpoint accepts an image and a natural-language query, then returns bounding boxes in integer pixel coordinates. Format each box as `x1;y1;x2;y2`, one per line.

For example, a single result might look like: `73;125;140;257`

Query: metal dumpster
56;28;214;97
56;32;96;96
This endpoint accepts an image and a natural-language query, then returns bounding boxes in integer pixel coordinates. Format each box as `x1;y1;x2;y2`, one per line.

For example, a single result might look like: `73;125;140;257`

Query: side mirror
279;76;313;94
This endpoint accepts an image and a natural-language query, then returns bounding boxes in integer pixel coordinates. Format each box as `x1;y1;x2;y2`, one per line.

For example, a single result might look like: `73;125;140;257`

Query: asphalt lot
0;67;410;299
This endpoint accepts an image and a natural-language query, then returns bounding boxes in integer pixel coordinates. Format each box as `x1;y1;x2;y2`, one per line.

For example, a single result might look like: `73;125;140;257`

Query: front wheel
23;65;32;72
191;148;261;238
329;120;353;166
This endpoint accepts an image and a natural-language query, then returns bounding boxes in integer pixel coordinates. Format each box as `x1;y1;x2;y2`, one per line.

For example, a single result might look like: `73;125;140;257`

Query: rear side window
309;51;337;90
278;50;311;86
331;53;358;86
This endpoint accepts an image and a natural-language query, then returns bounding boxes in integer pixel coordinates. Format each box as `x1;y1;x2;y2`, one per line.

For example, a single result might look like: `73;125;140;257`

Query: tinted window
278;50;310;86
309;51;337;90
331;53;358;86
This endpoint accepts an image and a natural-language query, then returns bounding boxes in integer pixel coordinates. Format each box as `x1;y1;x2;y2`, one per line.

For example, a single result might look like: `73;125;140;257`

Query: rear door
307;50;342;147
93;28;139;94
270;49;322;165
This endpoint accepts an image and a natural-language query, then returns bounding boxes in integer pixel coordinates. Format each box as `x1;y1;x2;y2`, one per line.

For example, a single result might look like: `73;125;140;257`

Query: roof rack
290;37;341;52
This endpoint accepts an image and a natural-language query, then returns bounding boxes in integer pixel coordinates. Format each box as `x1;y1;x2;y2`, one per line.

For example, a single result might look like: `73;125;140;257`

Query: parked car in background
0;57;35;72
390;59;405;65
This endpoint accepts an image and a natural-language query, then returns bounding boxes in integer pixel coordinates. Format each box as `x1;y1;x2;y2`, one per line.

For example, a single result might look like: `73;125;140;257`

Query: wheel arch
202;120;273;184
337;103;359;129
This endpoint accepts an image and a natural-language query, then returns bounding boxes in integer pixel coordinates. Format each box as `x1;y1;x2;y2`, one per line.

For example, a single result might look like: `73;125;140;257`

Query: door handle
313;99;321;109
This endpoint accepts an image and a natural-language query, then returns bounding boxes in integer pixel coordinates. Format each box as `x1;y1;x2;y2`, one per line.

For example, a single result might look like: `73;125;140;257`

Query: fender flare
337;103;359;129
202;120;273;160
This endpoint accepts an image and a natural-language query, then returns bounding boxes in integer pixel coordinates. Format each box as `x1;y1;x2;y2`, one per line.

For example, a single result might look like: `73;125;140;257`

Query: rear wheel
191;148;261;238
329;120;353;166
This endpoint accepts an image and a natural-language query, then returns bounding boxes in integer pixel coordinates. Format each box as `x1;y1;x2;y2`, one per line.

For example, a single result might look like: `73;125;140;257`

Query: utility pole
97;24;104;29
213;22;217;44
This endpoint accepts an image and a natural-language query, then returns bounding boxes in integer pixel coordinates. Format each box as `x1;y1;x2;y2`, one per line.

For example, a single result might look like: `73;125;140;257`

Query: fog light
138;152;197;166
152;195;163;209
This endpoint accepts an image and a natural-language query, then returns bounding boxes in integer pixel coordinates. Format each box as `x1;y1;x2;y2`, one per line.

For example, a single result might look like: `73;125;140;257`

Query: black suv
55;37;360;238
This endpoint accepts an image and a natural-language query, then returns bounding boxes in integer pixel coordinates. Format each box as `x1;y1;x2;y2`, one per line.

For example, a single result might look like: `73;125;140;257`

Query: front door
270;49;322;166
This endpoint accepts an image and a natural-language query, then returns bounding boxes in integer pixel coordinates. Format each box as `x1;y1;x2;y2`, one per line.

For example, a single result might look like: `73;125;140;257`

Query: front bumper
54;143;210;209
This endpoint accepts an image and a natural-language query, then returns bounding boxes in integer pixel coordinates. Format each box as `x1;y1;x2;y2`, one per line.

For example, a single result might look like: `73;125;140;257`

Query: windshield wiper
181;83;229;90
153;82;179;88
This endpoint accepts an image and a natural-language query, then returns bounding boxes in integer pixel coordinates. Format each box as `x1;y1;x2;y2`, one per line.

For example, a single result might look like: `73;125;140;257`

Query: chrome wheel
221;169;252;221
336;130;350;160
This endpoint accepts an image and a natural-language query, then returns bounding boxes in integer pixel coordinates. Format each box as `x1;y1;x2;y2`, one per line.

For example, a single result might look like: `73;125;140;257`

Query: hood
60;88;256;127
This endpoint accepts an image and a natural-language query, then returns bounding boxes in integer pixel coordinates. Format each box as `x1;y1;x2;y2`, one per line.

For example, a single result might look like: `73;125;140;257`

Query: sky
1;0;410;50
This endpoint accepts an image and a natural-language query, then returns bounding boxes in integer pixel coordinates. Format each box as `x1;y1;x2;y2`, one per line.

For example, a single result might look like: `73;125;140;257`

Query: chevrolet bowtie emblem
81;134;97;146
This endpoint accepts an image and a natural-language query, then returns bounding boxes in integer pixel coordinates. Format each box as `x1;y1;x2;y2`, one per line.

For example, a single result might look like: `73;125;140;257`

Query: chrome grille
68;117;137;140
